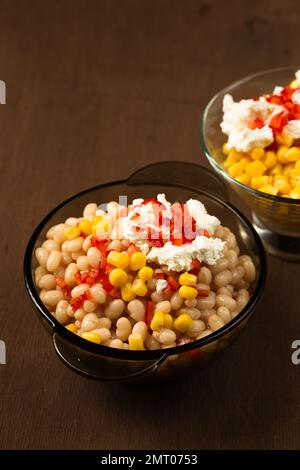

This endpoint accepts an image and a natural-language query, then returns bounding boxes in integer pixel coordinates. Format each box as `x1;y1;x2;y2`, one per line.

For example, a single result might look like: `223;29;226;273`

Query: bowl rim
23;162;267;361
201;65;300;205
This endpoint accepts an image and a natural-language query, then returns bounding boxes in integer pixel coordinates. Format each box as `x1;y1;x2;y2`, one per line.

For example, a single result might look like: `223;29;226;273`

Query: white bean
177;307;201;320
239;256;256;282
46;250;62;272
71;283;89;298
231;265;245;285
35;266;47;284
90;284;107;304
82;235;92;252
197;266;212;284
91;328;111;343
208;314;225;331
83;203;97;219
76;255;90;271
42;290;64;307
153;328;176;345
53;224;67;244
81;313;100;332
170;292;183;310
187;320;206;338
116;317;132;341
127;299;145;322
155;300;171;314
213;269;232;288
61;251;73;266
74;308;85;321
65;237;84;253
65;217;78;227
216;294;237;311
98;317;111;329
55;300;69;324
197;292;215;310
132;321;148;341
211;258;229;274
42;240;60;252
64;263;79;287
217;306;231;323
196;329;213;340
226;249;238;269
108;339;124;349
35;247;49;267
105;299;125;319
83;300;97;313
87;247;102;268
145;334;161;350
38;274;56;290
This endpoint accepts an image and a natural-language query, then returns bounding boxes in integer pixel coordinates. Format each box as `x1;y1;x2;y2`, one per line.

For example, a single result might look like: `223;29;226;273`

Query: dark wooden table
1;0;300;450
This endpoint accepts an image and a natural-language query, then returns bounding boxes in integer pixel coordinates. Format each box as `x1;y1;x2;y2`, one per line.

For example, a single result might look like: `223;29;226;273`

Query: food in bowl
221;69;300;198
34;194;256;350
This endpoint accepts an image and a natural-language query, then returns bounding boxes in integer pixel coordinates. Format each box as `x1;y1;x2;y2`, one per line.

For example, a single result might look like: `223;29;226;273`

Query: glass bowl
24;162;266;383
201;66;300;261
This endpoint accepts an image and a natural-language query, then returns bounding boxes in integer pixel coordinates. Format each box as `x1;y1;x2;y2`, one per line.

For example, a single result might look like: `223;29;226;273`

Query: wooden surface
1;0;300;450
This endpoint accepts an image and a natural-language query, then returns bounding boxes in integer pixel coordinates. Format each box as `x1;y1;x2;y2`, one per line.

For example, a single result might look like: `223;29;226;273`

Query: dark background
1;0;300;450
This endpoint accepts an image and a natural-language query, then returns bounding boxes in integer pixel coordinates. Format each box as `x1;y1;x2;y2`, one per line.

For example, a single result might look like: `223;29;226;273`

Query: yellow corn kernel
290;79;299;89
121;282;136;302
91;215;102;235
65;323;78;333
81;332;101;344
295;160;300;170
179;272;197;287
277;145;290;164
222;143;230;155
223;150;240;167
132;278;147;296
95;218;112;238
150;311;165;331
128;333;144;350
109;268;128;287
290;169;300;186
283;163;294;177
258;184;278;196
250;147;264;160
273;175;291;195
138;266;153;281
178;285;198;300
251;176;269;190
245;160;266;178
240;157;252;166
130;252;147;271
276;133;293;146
286;146;300;162
78;219;92;236
107;251;130;269
174;314;193;333
270;163;283;175
263;151;277;169
235;173;250;185
289;187;300;199
228;162;244;178
64;226;81;240
164;313;173;329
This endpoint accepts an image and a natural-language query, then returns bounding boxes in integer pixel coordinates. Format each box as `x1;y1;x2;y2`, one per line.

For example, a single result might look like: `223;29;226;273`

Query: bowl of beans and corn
202;67;300;260
24;162;266;382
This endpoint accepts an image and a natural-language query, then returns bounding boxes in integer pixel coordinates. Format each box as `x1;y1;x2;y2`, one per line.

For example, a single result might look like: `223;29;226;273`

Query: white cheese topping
146;235;225;271
186;199;220;235
283;120;300;139
292;89;300;105
221;94;284;152
156;279;168;294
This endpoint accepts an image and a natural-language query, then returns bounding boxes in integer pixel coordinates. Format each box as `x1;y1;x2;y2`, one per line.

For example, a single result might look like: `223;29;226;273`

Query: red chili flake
55;277;71;297
109;287;121;299
172;237;184;246
99;257;107;273
155;272;165;280
142;198;160;206
91;236;108;253
145;301;154;326
167;275;180;291
70;291;90;311
190;259;201;275
153;239;164;248
197;289;210;297
269;111;289;132
102;278;113;292
248;118;264;130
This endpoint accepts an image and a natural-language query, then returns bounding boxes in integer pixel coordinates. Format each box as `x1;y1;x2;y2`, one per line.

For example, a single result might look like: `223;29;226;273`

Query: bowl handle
127;161;229;202
52;333;167;382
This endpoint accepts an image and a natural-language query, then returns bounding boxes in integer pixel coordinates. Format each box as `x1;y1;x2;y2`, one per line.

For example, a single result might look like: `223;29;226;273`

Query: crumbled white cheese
283;120;300;139
157;193;172;219
132;198;144;206
292;89;300;105
221;94;285;152
186;199;220;235
273;86;283;95
156;279;168;294
146;235;225;271
295;69;300;84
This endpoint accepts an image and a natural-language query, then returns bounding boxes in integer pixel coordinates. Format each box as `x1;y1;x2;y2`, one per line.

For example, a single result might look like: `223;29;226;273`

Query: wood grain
1;0;300;450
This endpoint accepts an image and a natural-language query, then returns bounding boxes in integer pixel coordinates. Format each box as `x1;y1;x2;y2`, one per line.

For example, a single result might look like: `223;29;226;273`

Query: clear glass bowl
201;66;300;261
24;162;266;383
